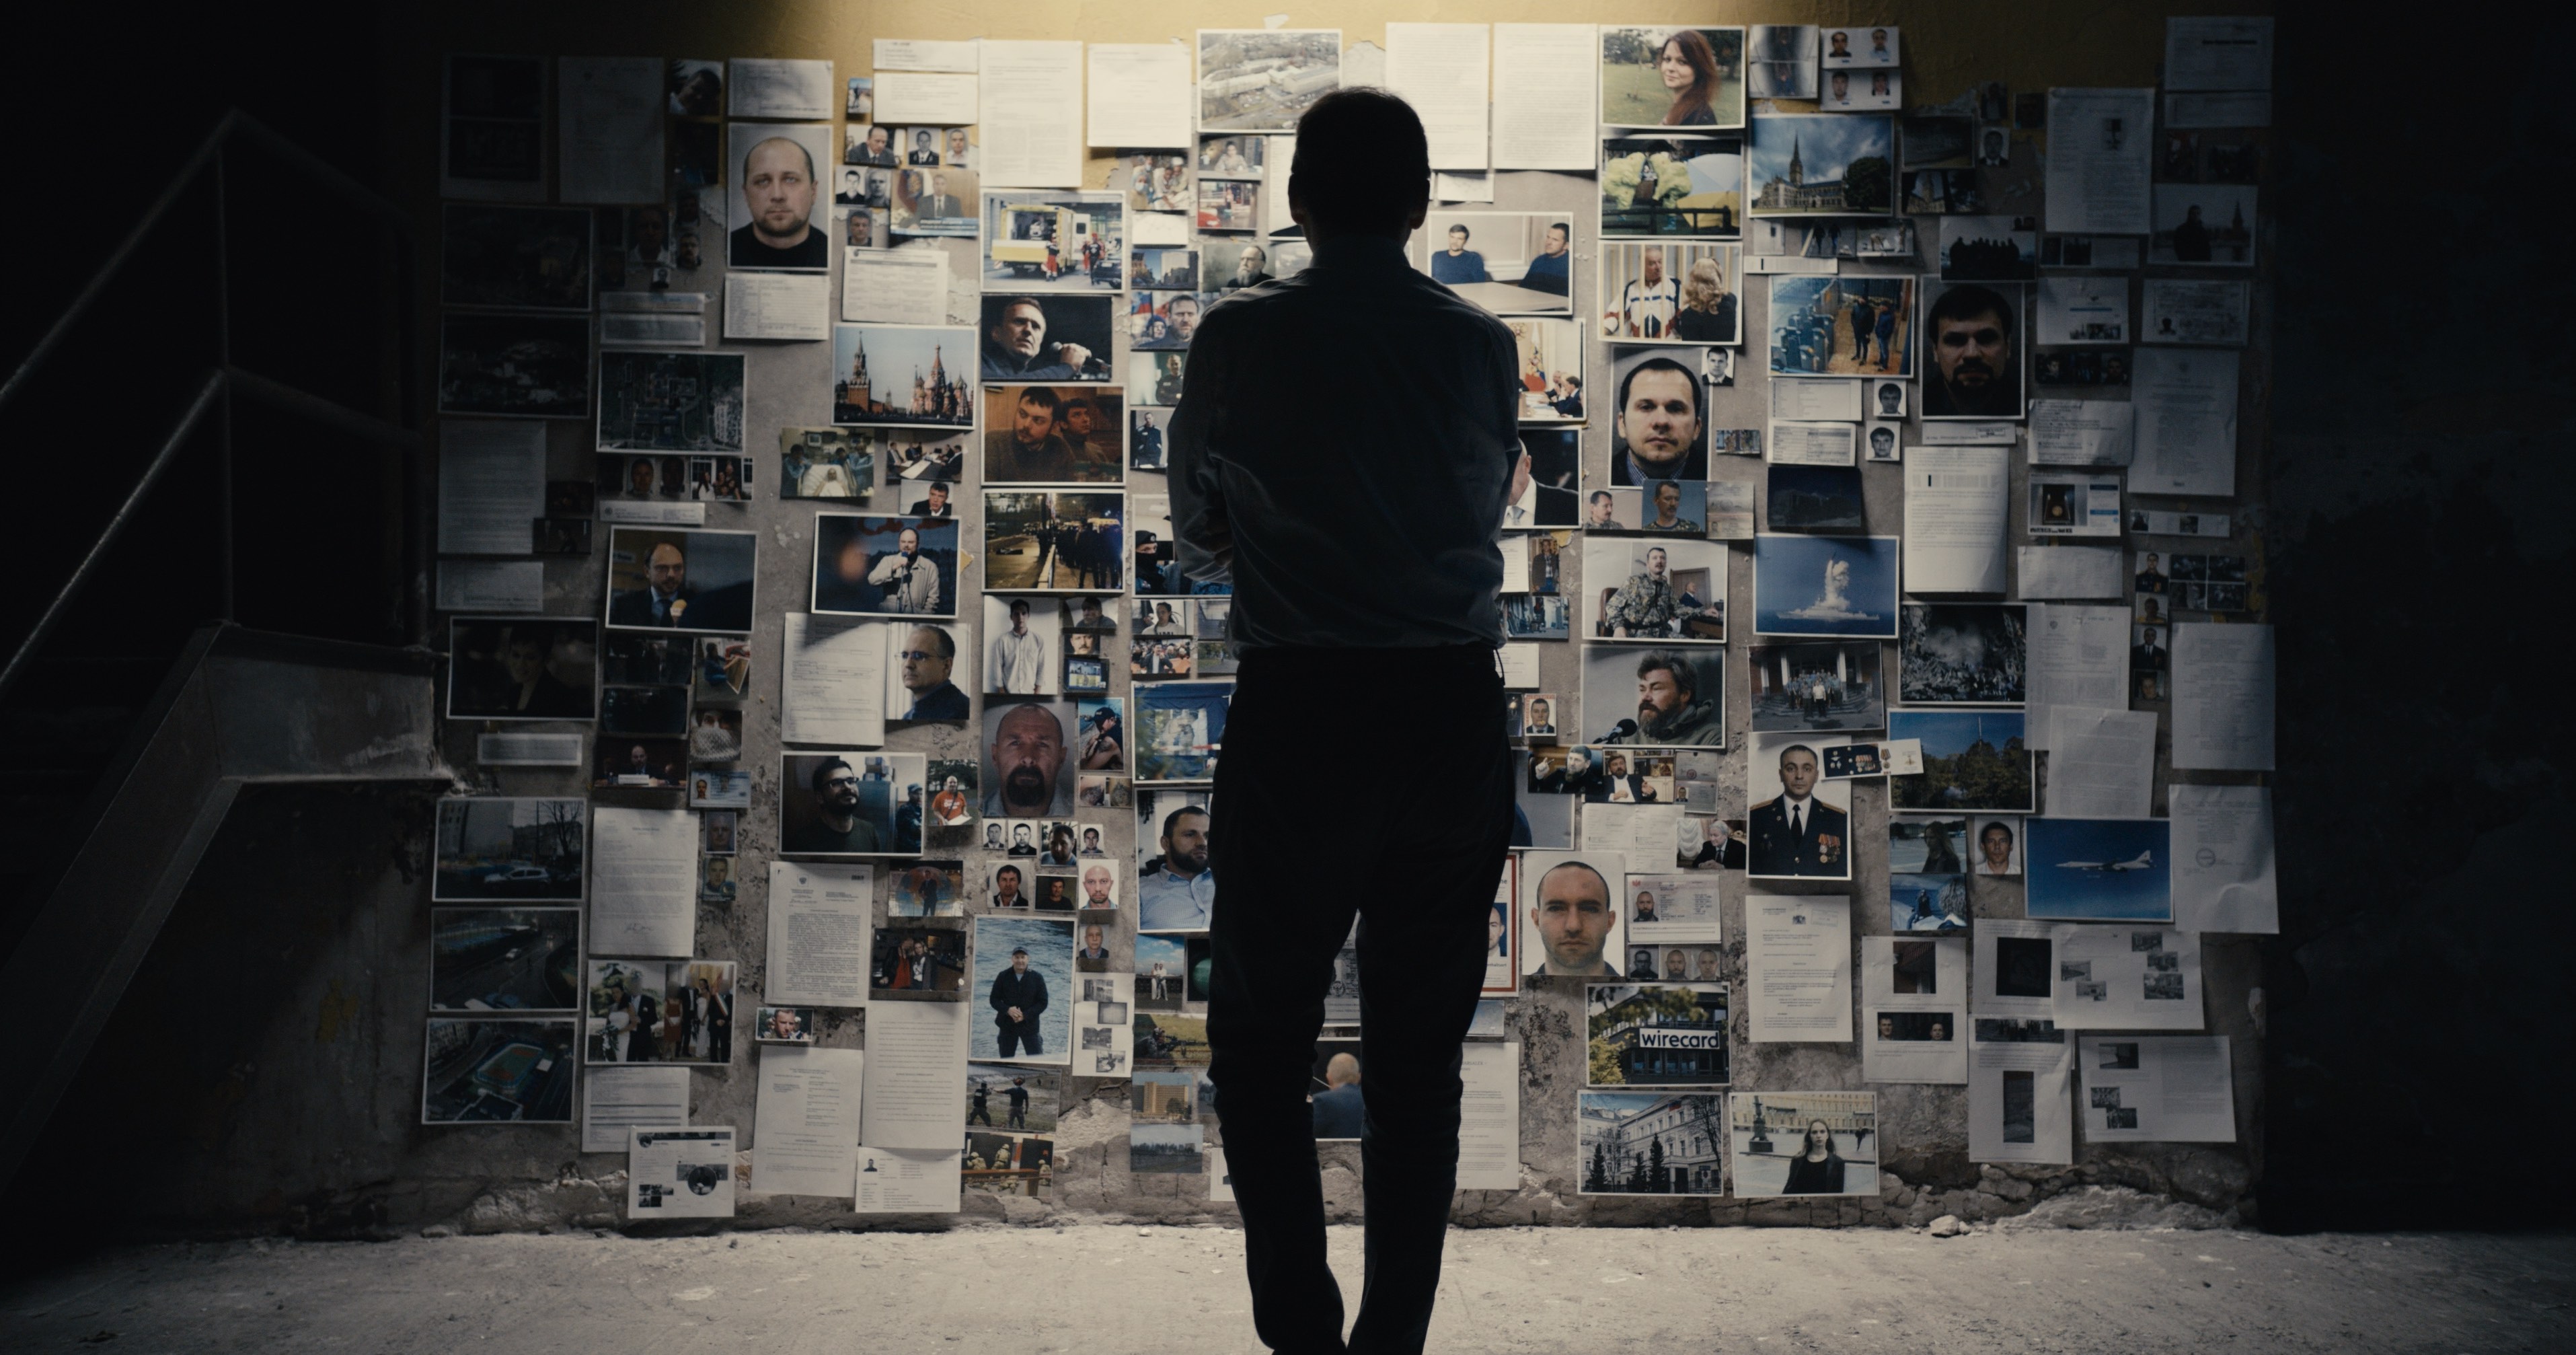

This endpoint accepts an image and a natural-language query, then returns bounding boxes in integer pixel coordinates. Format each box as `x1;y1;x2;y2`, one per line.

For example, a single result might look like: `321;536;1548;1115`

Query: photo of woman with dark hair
1781;1118;1846;1194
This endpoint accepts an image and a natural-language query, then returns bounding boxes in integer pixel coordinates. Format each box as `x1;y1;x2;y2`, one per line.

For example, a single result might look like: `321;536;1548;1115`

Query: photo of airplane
2057;851;2154;873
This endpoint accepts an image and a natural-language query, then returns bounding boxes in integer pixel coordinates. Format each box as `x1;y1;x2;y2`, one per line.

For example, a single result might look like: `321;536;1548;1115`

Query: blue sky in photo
1753;535;1899;635
2024;817;2172;921
1888;710;2024;758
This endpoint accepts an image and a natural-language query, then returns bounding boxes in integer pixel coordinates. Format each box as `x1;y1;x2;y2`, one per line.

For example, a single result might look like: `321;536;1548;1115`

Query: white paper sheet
2037;274;2130;346
1131;211;1191;246
1492;24;1597;170
1971;918;2055;1019
2163;17;2273;91
855;1146;962;1212
874;72;979;124
766;861;876;1007
477;733;586;766
1580;803;1681;861
1772;377;1865;422
875;39;979;73
582;1066;690;1152
2170;623;2274;770
1088;44;1192;148
1902;446;2010;594
2025;603;2129;751
628;1127;736;1218
2129;347;2239;496
1860;937;1967;1083
1207;1146;1235;1202
1457;1040;1521;1190
601;312;708;347
2045;706;2159;818
435;560;544;612
1433;171;1493;203
1769;421;1858;467
558;57;662;206
723;273;831;340
1498;641;1540;690
2078;1035;2235;1141
979;40;1084;188
1386;24;1490;170
782;612;888;748
2141;279;2249;347
2169;784;2277;935
2163;91;2271;129
437;420;545;555
2016;546;2125;600
860;1000;971;1150
2050;924;2203;1031
1746;894;1852;1043
1915;420;2018;445
591;807;697;956
843;248;950;325
752;1047;864;1196
728;59;837;119
2043;89;2155;235
1969;1020;2074;1164
598;501;706;525
2029;400;2135;466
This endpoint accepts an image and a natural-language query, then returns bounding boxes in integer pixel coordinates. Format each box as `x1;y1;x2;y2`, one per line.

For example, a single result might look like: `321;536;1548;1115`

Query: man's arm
867;552;904;585
1166;307;1235;582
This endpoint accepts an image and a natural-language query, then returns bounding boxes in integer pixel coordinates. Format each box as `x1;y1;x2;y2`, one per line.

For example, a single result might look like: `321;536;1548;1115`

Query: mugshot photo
724;121;832;270
1521;850;1632;980
1920;279;2027;420
1745;732;1856;881
779;752;927;857
1608;351;1710;484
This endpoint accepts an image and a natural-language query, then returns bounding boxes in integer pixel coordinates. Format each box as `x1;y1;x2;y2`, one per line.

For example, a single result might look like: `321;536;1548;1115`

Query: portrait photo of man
1611;353;1708;484
1922;281;2024;419
1523;854;1627;979
1593;648;1725;747
981;295;1106;381
604;527;757;634
780;753;905;856
727;126;830;270
985;386;1077;483
895;624;969;721
1137;801;1213;932
983;701;1075;819
1747;740;1852;879
845;122;897;168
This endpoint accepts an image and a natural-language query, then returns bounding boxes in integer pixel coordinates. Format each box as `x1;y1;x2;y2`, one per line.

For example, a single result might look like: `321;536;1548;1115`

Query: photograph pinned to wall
1583;538;1727;643
2038;275;2131;346
877;428;970;490
1577;1091;1727;1195
1899;603;2028;706
438;314;591;418
984;386;1125;484
1888;814;1973;875
778;426;876;500
601;683;688;737
1127;350;1188;408
1197;30;1341;132
1705;480;1755;540
1598;241;1741;344
972;913;1074;1064
962;1130;1055;1198
1746;113;1891;215
1938;216;2039;281
1126;406;1173;473
1888;870;1968;933
1864;421;1902;463
689;770;750;808
1503;593;1570;641
1521;850;1630;980
1505;320;1587;423
870;923;968;998
1766;274;1914;377
968;1063;1061;1134
1196;134;1264;179
1745;731;1856;881
1920;278;2029;420
986;595;1063;696
979;294;1116;382
1711;427;1763;458
1131;1122;1204;1175
1902;167;1981;216
602;525;756;634
1129;246;1200;291
447;618;597;722
1195;178;1260;232
1409;213;1575;316
1508;691;1560;741
981;699;1082;821
441;205;594;312
591;736;686;791
1900;114;1972;172
755;1006;817;1043
843;121;899;168
1132;604;1199;680
1578;645;1725;749
2024;817;2174;922
1727;1090;1876;1196
1855;219;1919;258
830;324;975;427
440;54;545;203
1589;984;1730;1087
2140;279;2249;347
1133;682;1229;784
982;191;1126;290
1608;350;1710;484
988;857;1035;909
2030;473;2123;536
1129;291;1214;352
1135;933;1191;1011
1600;135;1743;238
779;752;927;856
1507;429;1582;530
1887;710;2033;813
887;166;977;237
422;1017;577;1124
1766;464;1865;533
583;959;737;1065
1752;534;1901;638
430;799;584;902
1626;874;1723;948
1820;26;1899;68
595;350;744;453
810;513;959;618
888;618;972;723
1746;640;1883;733
1743;25;1819;99
843;73;872;119
2033;347;2131;388
723;122;833;270
984;491;1127;592
1819;67;1901;112
921;762;980;853
2148;184;2255;266
1599;26;1745;130
431;906;581;1012
891;860;968;918
1967;815;2023;877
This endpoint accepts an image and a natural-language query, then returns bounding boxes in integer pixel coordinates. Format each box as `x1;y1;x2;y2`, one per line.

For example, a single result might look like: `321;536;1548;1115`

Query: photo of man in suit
606;533;754;633
1748;742;1848;877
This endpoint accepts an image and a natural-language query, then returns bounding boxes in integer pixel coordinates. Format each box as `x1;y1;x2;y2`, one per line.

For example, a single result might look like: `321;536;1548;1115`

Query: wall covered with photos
347;0;2283;1233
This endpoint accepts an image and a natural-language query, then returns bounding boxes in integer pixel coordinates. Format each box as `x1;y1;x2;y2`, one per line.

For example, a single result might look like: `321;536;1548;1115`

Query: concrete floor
3;1224;2568;1353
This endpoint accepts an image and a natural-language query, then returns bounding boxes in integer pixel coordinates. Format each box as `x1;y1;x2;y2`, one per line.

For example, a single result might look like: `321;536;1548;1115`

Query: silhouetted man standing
1173;89;1516;1355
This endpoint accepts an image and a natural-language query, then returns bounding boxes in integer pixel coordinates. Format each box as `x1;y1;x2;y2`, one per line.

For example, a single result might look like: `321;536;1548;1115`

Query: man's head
995;865;1023;898
1869;427;1895;455
1587;489;1617;524
2144;552;2160;569
1236;244;1267;279
1527;697;1550;725
1083;865;1112;904
1930;284;2016;407
1062;398;1098;439
1652;480;1683;521
865;125;890;158
741;137;818;246
1530;860;1614;973
1445;224;1470;254
991;704;1067;810
990;298;1048;359
1324;1052;1361;1088
1617;357;1702;472
1635;651;1696;726
1083;923;1104;950
1644;546;1669;578
1014;386;1061;446
1010;597;1032;633
947;129;968;156
812;756;861;814
1010;945;1030;974
1013;823;1033;845
1642;246;1666;284
913;129;934;152
1879;1015;1895;1039
498;630;549;686
646;542;687;595
1777;744;1819;799
1830;71;1850;100
1878;383;1901;412
1696;948;1718;978
1159;805;1211;878
901;626;954;694
1166;293;1201;340
1544;223;1569;256
2141;626;2161;646
704;856;730;885
1288;88;1431;240
771;1008;800;1037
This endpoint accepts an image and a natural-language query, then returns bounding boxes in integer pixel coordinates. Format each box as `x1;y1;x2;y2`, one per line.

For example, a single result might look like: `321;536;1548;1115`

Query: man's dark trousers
1207;645;1512;1355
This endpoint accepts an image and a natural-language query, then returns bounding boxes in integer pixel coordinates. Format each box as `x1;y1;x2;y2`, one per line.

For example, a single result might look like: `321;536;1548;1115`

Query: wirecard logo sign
1636;1029;1725;1050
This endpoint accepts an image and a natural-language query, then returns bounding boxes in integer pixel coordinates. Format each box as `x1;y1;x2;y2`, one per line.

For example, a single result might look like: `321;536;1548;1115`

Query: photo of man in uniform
1748;743;1848;877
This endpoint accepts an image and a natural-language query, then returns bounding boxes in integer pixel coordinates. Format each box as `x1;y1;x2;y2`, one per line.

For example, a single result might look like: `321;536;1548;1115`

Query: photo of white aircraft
2055;851;2154;873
